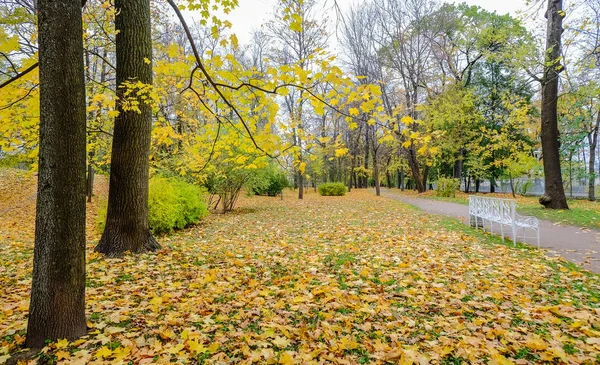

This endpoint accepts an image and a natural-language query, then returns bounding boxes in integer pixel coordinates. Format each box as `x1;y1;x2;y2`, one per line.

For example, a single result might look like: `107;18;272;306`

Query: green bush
318;182;347;196
436;177;460;197
98;176;208;235
253;169;289;196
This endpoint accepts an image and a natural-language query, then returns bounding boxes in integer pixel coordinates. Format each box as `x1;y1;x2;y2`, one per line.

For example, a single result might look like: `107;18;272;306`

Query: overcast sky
218;0;533;46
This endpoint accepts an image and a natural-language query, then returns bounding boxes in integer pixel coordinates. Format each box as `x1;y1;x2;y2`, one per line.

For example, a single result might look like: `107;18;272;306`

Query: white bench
468;196;540;247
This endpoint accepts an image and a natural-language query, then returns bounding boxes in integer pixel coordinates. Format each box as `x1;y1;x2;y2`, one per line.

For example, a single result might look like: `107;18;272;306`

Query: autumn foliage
2;169;600;363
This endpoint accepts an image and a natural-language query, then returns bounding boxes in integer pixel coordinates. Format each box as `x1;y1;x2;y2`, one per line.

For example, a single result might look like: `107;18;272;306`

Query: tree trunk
96;0;160;256
475;179;480;193
539;0;569;209
453;149;464;179
298;171;304;199
86;162;95;203
400;167;405;191
588;114;599;201
373;153;380;196
27;0;87;348
509;175;516;198
422;165;430;192
465;175;471;193
406;145;425;192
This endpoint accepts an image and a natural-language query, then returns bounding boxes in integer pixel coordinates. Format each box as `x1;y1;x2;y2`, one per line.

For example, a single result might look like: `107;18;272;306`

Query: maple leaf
95;346;112;359
272;336;291;348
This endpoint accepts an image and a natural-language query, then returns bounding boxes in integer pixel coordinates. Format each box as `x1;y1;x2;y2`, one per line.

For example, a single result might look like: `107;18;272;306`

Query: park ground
392;189;600;231
1;169;600;364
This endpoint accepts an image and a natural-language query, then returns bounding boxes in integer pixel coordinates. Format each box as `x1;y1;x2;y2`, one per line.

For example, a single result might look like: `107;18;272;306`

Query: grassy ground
1;169;600;364
391;189;600;230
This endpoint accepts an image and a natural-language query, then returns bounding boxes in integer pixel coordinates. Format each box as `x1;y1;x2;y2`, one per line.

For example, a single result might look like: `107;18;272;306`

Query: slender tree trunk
539;0;569;209
373;152;380;196
475;179;480;193
465;175;471;193
86;161;95;202
27;0;87;348
96;0;160;256
453;149;464;179
588;115;599;201
400;167;405;191
422;165;429;192
509;174;516;198
298;171;304;199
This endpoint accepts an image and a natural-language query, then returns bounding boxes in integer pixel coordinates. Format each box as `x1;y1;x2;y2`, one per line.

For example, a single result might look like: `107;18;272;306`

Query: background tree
539;0;569;209
95;0;160;256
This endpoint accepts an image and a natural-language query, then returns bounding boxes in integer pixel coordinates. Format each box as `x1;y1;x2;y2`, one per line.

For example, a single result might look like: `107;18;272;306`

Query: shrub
98;176;208;235
318;182;347;196
253;169;289;196
436;177;460;197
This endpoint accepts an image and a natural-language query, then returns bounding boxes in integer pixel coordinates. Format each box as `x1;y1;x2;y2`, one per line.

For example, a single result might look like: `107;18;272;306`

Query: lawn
1;170;600;364
391;189;600;230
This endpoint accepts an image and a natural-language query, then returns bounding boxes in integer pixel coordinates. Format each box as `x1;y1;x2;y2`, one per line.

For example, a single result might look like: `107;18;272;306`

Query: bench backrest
469;196;516;222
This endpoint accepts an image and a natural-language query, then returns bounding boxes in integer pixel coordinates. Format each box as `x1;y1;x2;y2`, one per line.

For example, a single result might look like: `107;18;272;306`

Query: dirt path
380;189;600;274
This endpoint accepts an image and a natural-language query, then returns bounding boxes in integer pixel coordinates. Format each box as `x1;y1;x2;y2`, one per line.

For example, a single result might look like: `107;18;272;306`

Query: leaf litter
1;170;600;364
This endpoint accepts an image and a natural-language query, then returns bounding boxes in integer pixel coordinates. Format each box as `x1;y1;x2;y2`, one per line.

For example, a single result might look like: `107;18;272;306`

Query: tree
26;0;87;348
539;0;569;209
267;0;329;199
95;0;160;256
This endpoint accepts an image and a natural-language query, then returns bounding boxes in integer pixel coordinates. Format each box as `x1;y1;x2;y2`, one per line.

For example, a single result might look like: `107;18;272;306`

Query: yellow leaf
55;338;69;349
113;346;131;361
279;351;294;365
55;350;70;360
272;336;291;348
95;346;112;359
207;342;219;353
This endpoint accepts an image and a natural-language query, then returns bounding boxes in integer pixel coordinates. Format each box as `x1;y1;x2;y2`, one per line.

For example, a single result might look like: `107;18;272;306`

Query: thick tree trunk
422;165;430;192
26;0;87;348
539;0;569;209
96;0;160;256
406;145;425;193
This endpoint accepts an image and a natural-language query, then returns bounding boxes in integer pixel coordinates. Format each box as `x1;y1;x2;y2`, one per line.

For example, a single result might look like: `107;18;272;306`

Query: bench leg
512;224;517;247
500;224;504;242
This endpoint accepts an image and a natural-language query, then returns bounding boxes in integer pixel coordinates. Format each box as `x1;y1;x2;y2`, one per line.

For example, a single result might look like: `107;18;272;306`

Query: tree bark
539;0;569;209
86;162;95;203
406;144;425;192
26;0;87;348
588;113;599;201
373;151;380;196
96;0;160;256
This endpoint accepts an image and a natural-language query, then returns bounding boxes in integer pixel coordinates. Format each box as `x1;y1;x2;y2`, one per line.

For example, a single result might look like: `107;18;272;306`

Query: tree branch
0;62;38;90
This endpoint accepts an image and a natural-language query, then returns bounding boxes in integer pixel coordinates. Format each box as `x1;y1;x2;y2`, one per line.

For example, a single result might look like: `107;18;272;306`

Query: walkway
380;189;600;274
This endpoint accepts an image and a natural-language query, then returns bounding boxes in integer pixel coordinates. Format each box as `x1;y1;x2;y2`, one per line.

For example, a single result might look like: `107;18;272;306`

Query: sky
217;0;533;46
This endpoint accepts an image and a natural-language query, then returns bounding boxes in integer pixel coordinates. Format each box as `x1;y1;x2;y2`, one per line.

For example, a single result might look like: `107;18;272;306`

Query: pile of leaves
1;169;600;364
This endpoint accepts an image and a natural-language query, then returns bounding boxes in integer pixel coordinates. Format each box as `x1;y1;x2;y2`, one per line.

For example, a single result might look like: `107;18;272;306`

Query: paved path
380;189;600;274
